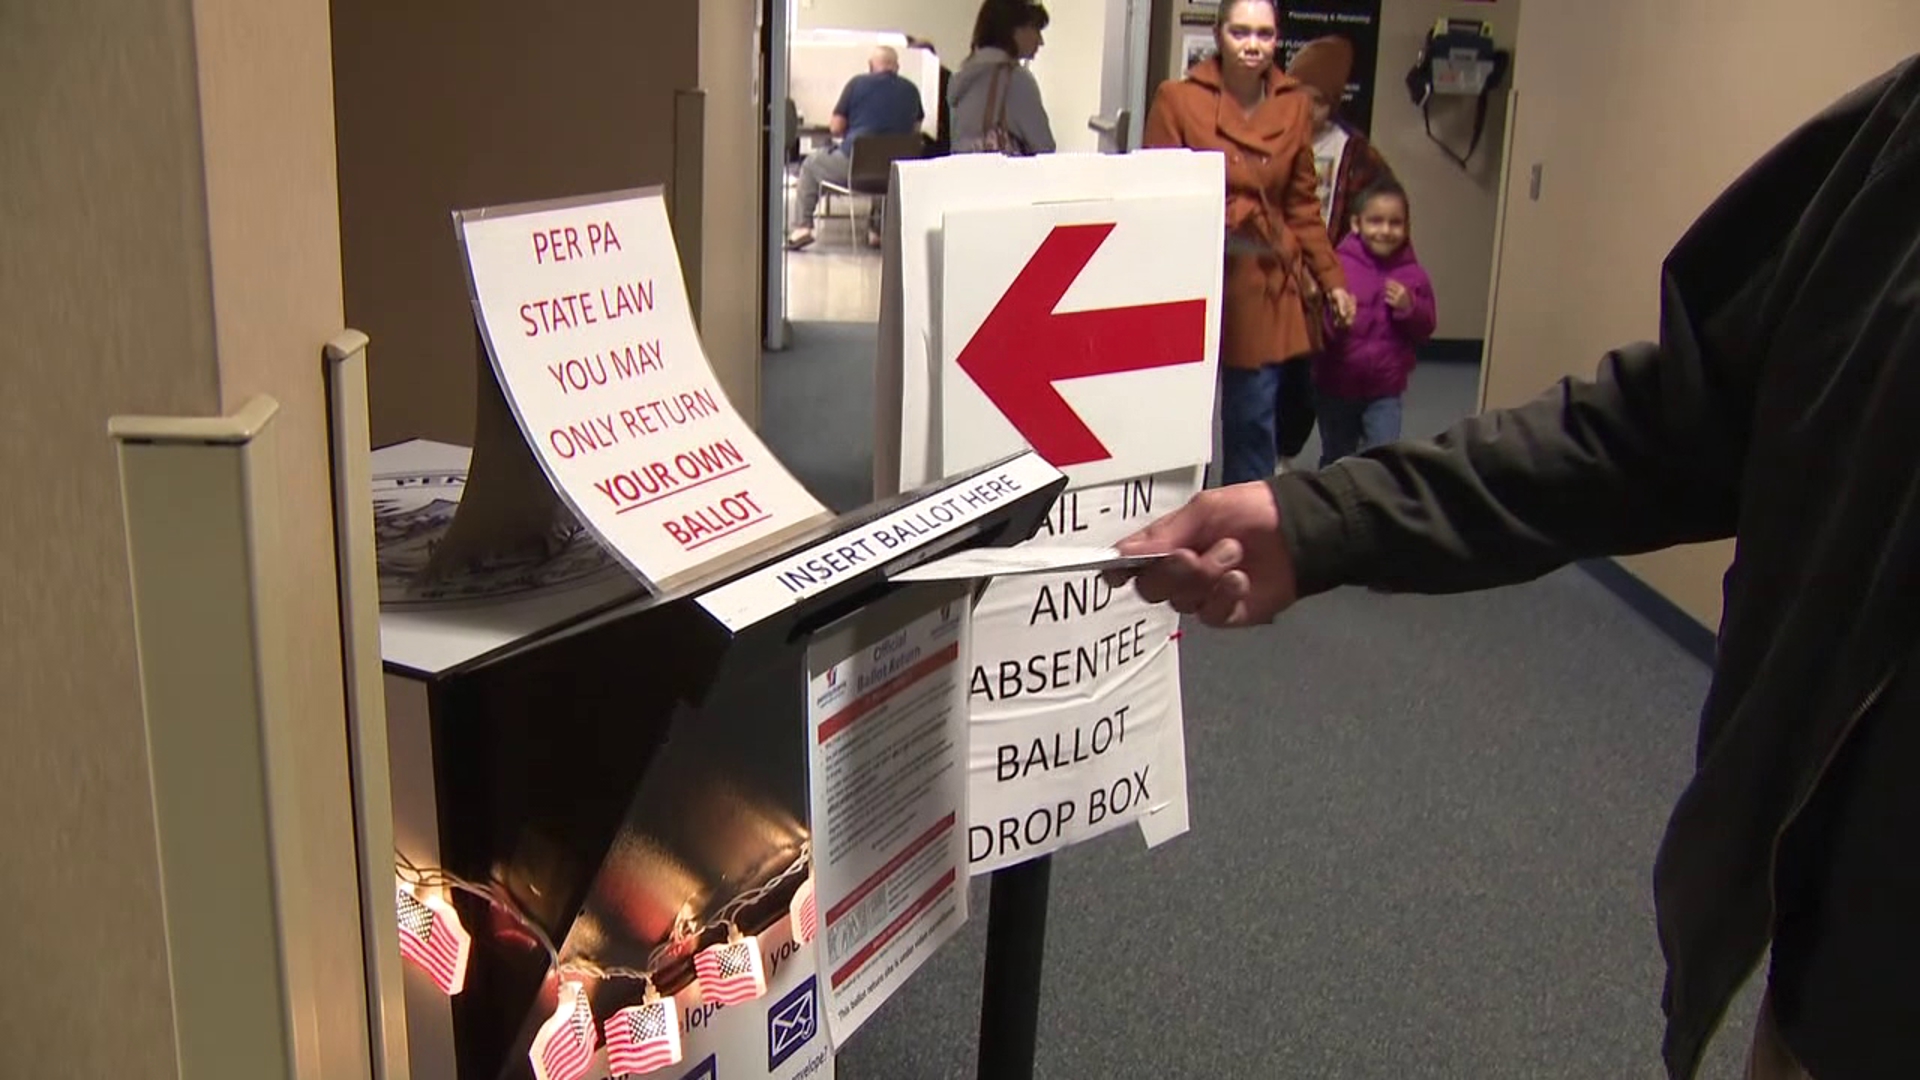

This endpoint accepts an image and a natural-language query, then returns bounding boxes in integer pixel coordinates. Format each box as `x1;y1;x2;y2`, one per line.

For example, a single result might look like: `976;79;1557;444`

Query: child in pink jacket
1314;179;1438;464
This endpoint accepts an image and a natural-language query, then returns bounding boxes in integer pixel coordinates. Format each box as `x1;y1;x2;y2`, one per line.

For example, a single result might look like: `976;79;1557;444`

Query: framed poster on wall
1278;0;1383;136
1180;30;1215;73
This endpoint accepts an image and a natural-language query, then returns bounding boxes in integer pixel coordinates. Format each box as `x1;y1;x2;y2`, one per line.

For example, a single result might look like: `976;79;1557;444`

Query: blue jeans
1220;365;1284;485
1317;394;1403;466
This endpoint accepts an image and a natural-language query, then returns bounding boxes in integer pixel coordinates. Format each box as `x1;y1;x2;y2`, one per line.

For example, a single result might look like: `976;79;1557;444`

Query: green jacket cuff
1268;467;1372;597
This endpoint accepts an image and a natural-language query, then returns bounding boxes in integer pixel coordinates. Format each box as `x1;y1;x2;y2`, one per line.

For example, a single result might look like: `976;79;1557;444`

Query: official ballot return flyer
804;583;972;1047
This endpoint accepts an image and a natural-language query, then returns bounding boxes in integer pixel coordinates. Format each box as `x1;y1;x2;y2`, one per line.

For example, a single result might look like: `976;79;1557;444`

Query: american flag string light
693;931;768;1007
789;876;818;944
530;981;597;1080
395;879;472;995
396;841;812;1064
604;994;683;1078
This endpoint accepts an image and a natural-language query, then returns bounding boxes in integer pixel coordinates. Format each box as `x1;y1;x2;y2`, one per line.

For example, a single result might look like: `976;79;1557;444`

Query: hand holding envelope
888;545;1170;583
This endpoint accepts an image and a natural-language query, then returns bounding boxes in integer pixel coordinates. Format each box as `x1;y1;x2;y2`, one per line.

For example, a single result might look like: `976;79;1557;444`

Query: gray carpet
762;320;1759;1079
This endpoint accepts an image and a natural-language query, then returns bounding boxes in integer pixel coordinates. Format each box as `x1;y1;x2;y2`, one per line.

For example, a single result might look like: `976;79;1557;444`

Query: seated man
787;45;923;250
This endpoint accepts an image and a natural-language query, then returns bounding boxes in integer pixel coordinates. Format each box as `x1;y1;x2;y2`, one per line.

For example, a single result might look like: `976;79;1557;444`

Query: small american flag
529;981;596;1080
604;1000;682;1077
694;937;767;1006
790;878;819;944
395;881;470;995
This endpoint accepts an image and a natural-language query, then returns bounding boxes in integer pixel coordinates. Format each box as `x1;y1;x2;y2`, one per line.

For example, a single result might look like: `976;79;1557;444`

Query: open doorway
759;0;1155;351
761;7;944;345
1146;0;1520;469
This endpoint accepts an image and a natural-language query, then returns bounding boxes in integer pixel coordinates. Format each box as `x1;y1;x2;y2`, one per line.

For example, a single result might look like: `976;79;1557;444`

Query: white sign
876;150;1225;496
457;189;828;589
696;451;1063;632
669;915;833;1080
940;194;1223;489
966;468;1196;875
877;154;1219;872
805;585;971;1047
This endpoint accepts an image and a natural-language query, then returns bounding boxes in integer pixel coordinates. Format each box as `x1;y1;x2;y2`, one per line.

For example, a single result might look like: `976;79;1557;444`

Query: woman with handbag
1144;0;1356;484
949;1;1056;155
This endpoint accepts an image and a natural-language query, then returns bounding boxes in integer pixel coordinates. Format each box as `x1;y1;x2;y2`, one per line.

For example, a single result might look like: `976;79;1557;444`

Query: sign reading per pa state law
456;189;828;588
940;193;1222;490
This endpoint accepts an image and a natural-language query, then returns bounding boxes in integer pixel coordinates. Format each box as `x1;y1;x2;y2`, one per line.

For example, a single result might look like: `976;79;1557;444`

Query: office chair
818;133;924;244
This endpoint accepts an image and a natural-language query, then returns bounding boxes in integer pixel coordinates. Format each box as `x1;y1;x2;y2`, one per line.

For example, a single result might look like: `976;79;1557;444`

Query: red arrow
956;222;1209;466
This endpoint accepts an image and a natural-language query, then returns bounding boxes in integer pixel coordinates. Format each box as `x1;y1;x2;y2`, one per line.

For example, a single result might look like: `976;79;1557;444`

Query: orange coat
1144;57;1346;369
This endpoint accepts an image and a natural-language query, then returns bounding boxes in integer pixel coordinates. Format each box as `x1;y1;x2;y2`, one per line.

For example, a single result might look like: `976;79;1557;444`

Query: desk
795;124;834;158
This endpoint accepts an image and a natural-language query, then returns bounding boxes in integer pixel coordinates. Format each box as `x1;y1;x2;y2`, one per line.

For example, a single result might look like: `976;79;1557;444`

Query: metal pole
976;854;1052;1080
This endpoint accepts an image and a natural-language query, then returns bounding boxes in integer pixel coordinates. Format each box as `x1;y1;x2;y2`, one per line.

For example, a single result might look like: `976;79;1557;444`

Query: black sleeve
1271;57;1919;598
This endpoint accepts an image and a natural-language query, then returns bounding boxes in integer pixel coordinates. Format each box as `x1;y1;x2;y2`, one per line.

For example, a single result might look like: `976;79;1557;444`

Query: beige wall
1368;0;1519;341
1029;0;1111;153
1;0;365;1075
0;4;211;1074
190;0;371;1073
1483;0;1920;627
332;2;704;447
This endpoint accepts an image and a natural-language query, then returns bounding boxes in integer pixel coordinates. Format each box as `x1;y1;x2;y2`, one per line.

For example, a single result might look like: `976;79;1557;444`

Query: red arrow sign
955;222;1209;466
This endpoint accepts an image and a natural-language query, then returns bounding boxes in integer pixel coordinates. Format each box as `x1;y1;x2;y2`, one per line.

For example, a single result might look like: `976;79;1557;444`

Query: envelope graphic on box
767;975;819;1069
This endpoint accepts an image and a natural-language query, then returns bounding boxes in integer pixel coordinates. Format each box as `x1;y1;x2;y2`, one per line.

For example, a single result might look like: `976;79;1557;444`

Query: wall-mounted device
1405;17;1511;167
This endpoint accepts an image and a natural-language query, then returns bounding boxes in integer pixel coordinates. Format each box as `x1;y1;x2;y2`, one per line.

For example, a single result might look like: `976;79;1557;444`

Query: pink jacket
1314;233;1437;399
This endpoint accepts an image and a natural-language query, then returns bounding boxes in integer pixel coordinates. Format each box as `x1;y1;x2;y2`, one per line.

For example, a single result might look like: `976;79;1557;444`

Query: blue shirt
833;71;923;153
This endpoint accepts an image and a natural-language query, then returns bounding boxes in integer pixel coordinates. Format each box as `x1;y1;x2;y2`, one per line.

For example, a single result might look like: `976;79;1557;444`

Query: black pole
976;854;1052;1080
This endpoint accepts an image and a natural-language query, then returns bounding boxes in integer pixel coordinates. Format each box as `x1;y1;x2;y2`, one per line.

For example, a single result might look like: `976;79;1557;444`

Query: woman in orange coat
1144;0;1354;484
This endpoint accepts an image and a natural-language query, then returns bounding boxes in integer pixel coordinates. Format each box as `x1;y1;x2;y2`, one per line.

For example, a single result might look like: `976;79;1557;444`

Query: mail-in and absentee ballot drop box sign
879;151;1226;873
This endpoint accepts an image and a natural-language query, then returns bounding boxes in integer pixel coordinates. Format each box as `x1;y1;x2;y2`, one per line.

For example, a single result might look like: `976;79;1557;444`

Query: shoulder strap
990;62;1015;130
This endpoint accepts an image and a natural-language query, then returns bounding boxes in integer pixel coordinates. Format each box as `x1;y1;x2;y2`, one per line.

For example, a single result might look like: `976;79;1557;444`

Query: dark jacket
1316;234;1436;400
1269;57;1920;1078
1326;126;1392;244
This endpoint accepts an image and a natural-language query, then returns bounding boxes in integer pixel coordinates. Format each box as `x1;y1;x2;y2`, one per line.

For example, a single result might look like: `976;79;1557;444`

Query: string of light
393;843;818;1080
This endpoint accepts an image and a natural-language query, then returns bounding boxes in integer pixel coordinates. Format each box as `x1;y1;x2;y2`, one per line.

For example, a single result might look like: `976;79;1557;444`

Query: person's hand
1384;279;1412;314
1328;287;1358;326
1106;482;1300;628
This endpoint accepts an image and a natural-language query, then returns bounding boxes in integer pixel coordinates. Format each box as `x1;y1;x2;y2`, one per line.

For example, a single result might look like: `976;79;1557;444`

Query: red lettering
585;221;623;254
533;228;585;264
